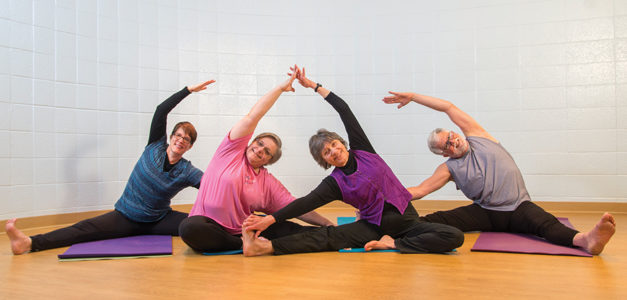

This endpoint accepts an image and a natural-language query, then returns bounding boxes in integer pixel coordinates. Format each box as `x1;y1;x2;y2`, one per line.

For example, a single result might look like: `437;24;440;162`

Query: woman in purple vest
241;66;464;256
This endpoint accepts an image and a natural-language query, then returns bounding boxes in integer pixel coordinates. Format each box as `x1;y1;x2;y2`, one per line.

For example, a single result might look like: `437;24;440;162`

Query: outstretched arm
230;66;297;140
293;66;375;152
148;80;215;145
383;92;495;141
407;163;452;200
296;211;335;226
243;178;340;236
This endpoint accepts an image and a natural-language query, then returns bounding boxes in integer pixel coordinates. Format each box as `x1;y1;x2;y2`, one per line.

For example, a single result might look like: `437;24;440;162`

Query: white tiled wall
1;0;626;219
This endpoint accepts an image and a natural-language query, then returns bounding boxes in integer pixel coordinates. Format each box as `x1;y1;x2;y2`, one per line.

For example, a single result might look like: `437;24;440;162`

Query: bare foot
573;212;616;255
241;228;273;257
5;218;32;255
364;235;396;251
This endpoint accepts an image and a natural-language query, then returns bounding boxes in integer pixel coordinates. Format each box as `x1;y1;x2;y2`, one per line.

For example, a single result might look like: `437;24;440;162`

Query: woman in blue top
6;80;213;255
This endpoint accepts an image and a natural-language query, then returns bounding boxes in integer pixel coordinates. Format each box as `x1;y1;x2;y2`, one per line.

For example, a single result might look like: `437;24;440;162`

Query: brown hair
170;121;198;145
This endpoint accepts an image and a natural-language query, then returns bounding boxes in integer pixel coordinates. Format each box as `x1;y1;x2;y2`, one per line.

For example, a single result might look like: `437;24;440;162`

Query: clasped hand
243;214;276;238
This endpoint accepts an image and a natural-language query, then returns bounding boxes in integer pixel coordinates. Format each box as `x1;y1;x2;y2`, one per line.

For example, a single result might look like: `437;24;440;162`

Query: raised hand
188;80;216;93
382;91;414;109
288;65;316;89
279;65;298;92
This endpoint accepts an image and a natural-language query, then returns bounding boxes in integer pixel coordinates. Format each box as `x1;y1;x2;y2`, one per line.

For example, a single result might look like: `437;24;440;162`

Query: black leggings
178;215;316;252
420;201;579;247
30;210;187;252
271;203;464;255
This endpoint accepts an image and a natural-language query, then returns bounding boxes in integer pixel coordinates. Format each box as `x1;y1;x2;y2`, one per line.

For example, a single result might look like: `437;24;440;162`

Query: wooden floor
1;207;625;299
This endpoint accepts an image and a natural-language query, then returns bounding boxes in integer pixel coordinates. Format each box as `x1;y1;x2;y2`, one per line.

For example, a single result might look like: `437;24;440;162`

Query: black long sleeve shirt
272;92;376;222
147;87;200;188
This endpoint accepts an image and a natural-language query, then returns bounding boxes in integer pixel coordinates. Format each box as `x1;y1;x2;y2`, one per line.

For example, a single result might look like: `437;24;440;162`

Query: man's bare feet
241;227;273;257
364;235;396;251
5;218;32;255
573;212;616;255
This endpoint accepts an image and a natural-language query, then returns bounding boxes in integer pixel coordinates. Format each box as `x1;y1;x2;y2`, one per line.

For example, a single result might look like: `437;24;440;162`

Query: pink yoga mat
471;218;592;257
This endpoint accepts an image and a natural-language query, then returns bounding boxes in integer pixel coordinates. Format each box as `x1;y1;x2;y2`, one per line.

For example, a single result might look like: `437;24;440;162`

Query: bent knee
441;226;465;249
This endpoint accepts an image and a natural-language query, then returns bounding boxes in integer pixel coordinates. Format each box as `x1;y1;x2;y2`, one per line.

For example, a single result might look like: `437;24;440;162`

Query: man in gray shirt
382;91;615;255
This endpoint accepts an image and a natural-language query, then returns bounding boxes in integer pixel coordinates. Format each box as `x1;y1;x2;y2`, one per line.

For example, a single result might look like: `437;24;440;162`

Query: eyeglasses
172;133;192;144
255;139;274;159
444;131;456;149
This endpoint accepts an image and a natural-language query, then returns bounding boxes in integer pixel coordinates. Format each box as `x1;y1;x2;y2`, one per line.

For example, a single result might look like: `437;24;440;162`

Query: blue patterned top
115;136;203;222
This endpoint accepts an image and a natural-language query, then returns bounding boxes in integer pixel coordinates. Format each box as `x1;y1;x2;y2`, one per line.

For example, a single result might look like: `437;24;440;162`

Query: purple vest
330;150;412;225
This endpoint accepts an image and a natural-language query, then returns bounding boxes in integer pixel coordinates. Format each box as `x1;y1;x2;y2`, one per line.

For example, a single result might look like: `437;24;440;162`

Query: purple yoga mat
471;217;592;257
58;235;172;259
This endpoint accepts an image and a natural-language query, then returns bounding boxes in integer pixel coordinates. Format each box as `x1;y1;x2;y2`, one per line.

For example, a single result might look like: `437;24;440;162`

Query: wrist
314;83;322;92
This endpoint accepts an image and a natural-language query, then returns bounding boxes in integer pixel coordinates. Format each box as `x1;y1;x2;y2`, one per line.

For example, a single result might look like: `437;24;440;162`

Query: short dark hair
308;129;347;169
171;121;197;145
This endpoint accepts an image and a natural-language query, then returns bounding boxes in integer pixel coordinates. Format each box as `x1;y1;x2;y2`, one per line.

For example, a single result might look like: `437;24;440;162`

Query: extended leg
260;221;315;240
26;210;140;252
244;220;381;256
420;203;493;232
148;210;188;236
509;201;578;246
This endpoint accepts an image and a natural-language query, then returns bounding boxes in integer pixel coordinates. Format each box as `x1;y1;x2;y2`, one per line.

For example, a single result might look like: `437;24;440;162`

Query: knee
177;217;193;237
442;226;465;249
178;217;205;245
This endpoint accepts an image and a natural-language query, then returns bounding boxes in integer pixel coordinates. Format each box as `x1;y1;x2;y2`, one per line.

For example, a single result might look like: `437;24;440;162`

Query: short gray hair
427;128;446;155
253;132;282;165
309;129;347;169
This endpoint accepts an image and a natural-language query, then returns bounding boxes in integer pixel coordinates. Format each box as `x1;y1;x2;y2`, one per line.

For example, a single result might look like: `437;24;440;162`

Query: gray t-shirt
445;136;530;211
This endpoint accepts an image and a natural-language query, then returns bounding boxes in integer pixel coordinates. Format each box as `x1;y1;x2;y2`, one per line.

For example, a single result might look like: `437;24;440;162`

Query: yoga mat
337;216;357;225
59;255;172;262
58;235;172;261
339;248;400;253
202;249;243;256
471;217;592;257
337;217;403;253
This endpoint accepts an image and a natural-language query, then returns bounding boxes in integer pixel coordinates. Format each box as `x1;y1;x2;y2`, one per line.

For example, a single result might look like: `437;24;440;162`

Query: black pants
420;201;579;247
178;215;316;252
271;203;464;255
30;209;187;252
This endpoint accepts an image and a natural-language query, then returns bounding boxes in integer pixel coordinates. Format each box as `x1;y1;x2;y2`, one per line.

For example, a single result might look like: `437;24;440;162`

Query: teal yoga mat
202;249;243;256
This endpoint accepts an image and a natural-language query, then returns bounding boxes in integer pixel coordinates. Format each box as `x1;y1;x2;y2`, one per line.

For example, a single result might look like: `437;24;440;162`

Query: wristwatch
315;83;322;92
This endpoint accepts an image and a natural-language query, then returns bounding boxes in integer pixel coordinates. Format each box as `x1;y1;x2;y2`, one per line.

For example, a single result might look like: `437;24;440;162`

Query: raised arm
230;66;297;140
407;163;452;200
148;80;215;145
293;66;375;152
383;92;495;141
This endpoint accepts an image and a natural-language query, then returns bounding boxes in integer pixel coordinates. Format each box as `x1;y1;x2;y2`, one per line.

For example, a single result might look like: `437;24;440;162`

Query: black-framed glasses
444;132;455;149
173;133;192;144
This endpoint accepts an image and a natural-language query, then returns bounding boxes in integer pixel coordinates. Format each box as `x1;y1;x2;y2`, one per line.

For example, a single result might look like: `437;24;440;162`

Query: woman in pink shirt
179;66;333;252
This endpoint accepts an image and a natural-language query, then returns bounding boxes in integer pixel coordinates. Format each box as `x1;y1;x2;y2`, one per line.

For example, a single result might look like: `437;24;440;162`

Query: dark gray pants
272;203;464;255
30;209;186;252
178;215;316;252
420;201;579;246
